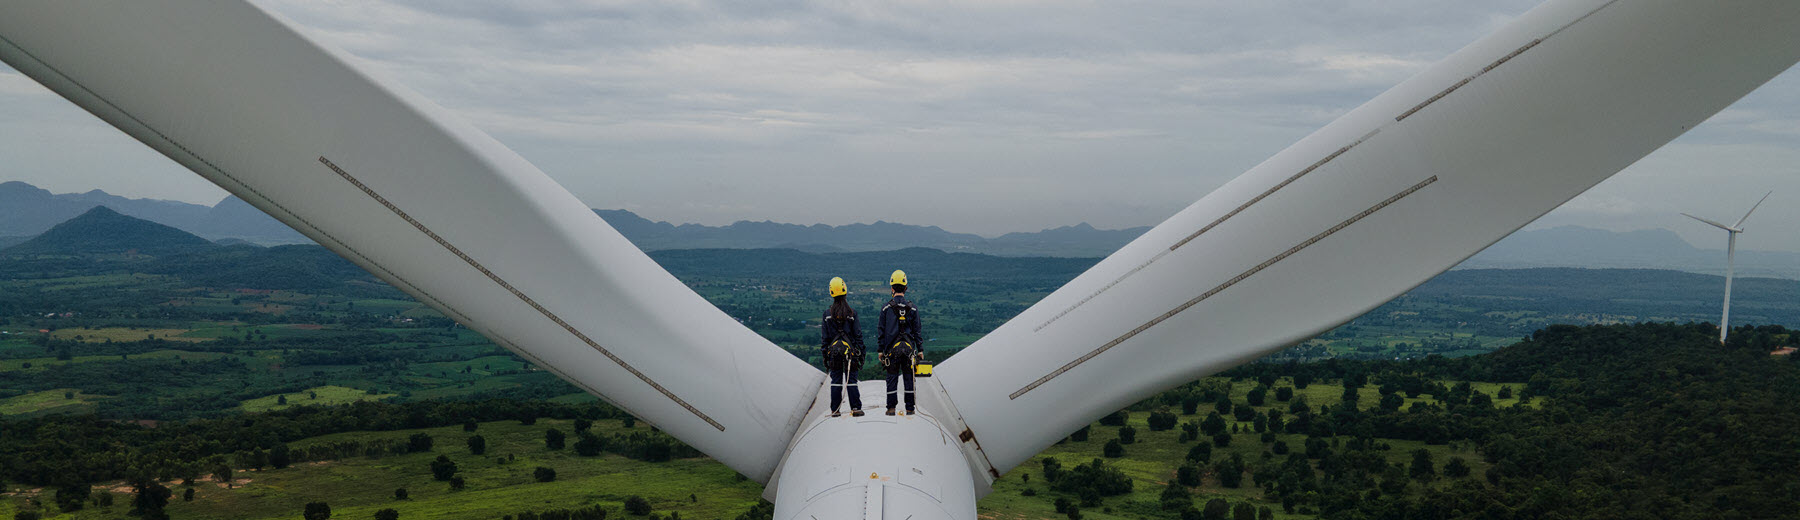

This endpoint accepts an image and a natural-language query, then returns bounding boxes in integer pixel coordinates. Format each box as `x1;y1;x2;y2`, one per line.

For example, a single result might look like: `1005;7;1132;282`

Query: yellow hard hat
829;277;848;297
890;270;908;287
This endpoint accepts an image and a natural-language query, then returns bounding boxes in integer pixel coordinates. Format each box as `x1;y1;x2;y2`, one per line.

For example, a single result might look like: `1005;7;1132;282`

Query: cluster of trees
0;398;637;488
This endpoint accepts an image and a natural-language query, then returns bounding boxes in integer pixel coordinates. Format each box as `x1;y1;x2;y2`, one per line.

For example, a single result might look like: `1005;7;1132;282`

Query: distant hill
595;209;1147;257
0;181;308;245
1461;225;1800;279
2;206;217;256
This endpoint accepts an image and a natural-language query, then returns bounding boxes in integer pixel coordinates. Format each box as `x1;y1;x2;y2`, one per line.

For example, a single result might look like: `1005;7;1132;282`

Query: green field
239;386;397;413
0;388;101;416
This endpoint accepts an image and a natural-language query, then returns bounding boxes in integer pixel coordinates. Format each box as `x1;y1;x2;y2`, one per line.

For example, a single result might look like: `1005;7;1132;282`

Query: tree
1380;393;1405;411
467;435;487;455
1203;498;1230;520
1201;412;1227;436
534;466;557;483
1103;439;1125;458
1159;481;1191;510
1214;454;1245;488
1070;425;1090;442
430;455;458;481
1233;502;1256;520
1409;449;1436;482
625;495;652;516
1182;395;1201;415
1186;442;1212;464
1246;386;1268;406
1259;506;1274;520
449;476;466;490
1293;373;1312;389
1444;457;1471;478
277;394;288;405
1214;396;1233;416
183;488;195;502
1099;410;1128;426
132;480;172;519
1177;464;1202;486
1275;386;1294;402
1233;404;1256;422
407;433;434;453
374;509;400;520
1148;410;1179;431
1041;457;1064;482
55;485;90;512
545;428;566;450
394;488;409;500
1118;425;1137;444
213;464;234;488
1272;440;1289;455
574;418;593;432
15;512;40;520
271;444;292;469
574;432;605;456
1213;432;1232;448
303;501;332;520
1065;504;1082;520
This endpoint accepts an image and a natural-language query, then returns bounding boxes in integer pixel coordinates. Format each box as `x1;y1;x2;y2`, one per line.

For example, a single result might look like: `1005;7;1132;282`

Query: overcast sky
2;0;1796;251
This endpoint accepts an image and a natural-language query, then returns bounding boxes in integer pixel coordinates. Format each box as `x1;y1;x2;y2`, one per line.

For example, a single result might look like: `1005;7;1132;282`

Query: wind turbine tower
1683;191;1772;343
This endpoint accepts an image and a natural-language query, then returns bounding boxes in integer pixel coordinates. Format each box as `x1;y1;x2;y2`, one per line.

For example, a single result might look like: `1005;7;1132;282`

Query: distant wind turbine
1683;191;1772;343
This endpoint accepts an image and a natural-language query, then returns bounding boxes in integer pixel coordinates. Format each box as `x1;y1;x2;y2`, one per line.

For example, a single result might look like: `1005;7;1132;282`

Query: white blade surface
935;0;1800;475
0;1;822;481
1734;191;1773;229
1684;213;1740;233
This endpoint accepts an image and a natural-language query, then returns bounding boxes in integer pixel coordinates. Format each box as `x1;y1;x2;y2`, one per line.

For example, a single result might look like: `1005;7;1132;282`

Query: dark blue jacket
878;295;922;357
820;310;864;371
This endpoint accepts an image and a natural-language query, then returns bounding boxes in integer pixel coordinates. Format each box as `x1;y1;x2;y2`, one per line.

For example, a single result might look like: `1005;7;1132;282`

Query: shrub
574;418;593;432
407;433;434;453
393;488;408;500
545;428;566;450
1271;440;1289;455
462;420;478;432
1212;433;1232;447
625;495;652;516
375;509;399;520
1021;487;1037;496
1182;395;1201;415
1233;502;1256;520
1050;458;1133;497
534;466;556;483
430;455;458;481
467;435;487;455
1041;457;1064;482
1203;498;1229;520
1069;425;1090;442
1275;387;1294;401
1233;405;1256;422
1214;455;1245;488
303;502;331;520
1118;426;1137;445
1103;439;1125;458
1098;410;1128;426
449;476;465;490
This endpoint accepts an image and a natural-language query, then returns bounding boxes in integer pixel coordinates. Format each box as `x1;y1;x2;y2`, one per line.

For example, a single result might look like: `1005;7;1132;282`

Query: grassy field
2;419;766;520
0;388;101;416
47;327;206;343
239;386;397;413
1;378;1513;519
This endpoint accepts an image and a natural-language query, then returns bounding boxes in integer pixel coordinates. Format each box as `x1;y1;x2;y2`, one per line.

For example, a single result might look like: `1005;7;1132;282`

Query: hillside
2;206;217;257
0;181;308;245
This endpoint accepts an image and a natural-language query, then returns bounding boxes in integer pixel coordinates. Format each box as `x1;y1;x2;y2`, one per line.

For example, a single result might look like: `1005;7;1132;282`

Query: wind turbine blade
1684;213;1740;232
0;1;819;481
935;0;1800;476
1733;191;1772;228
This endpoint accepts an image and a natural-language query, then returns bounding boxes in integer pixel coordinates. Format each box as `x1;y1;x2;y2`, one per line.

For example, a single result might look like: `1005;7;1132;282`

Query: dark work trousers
885;360;916;412
830;370;862;412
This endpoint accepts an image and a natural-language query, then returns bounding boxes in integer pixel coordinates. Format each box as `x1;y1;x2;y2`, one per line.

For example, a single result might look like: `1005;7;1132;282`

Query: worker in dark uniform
820;277;865;417
878;270;922;416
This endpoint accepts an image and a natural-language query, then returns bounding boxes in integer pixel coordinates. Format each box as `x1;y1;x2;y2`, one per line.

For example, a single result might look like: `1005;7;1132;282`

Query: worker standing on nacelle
821;277;865;417
879;270;923;416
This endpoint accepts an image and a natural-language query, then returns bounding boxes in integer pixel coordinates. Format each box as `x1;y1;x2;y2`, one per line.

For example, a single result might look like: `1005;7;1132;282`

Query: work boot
852;410;865;417
906;409;916;416
829;410;841;418
885;409;896;416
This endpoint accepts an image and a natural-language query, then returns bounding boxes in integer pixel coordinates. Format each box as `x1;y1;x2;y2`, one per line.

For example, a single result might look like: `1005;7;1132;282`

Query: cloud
2;0;1797;247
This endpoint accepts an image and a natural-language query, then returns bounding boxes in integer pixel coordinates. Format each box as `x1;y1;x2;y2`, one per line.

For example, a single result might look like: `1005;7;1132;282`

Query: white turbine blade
0;1;820;481
1733;191;1772;229
935;0;1800;475
1684;213;1740;232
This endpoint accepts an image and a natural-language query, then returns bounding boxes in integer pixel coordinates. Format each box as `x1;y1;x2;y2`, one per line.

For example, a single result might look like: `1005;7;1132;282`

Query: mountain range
3;181;1797;277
